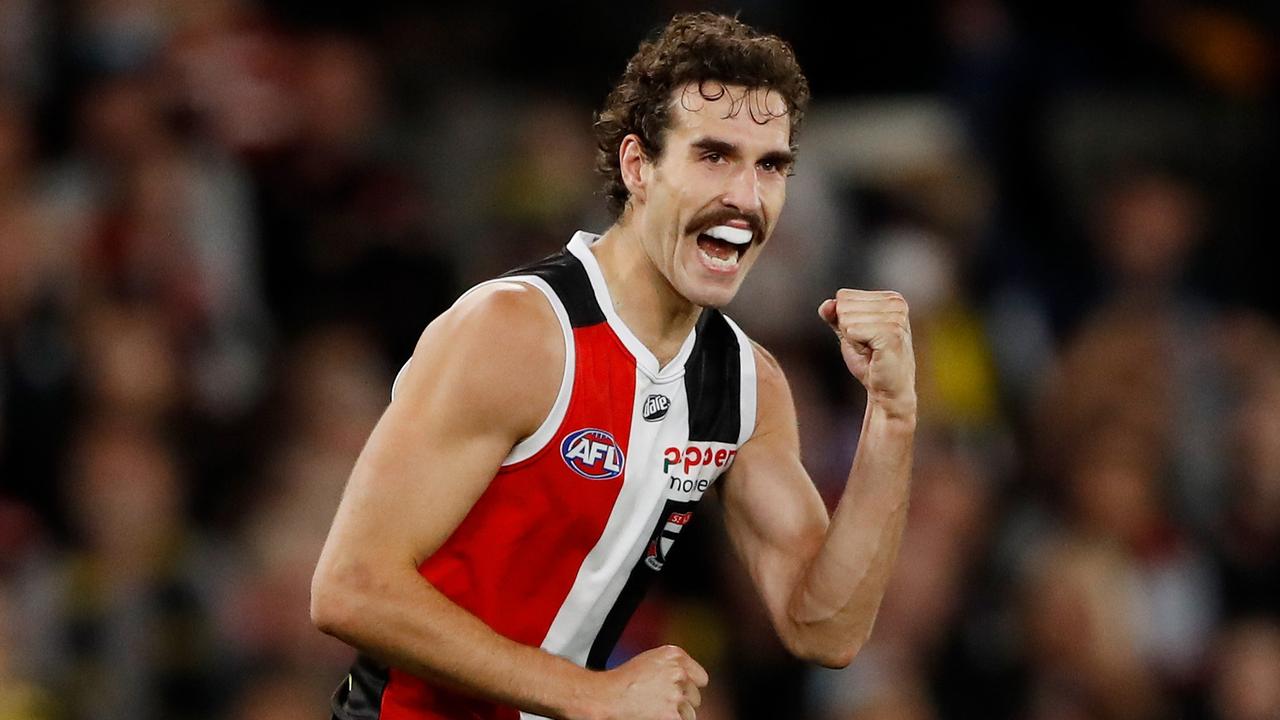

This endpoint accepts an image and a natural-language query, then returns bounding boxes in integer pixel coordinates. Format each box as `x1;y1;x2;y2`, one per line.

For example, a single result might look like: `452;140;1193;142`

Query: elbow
309;572;343;636
310;561;360;638
785;622;871;669
797;640;861;670
813;645;859;670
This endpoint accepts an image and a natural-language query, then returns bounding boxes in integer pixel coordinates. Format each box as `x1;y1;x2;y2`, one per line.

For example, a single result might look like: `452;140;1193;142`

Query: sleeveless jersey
332;231;758;720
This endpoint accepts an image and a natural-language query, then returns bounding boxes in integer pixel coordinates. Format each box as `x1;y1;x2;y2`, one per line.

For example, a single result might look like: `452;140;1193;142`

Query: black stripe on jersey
331;654;388;720
683;309;742;443
501;250;606;328
586;498;700;670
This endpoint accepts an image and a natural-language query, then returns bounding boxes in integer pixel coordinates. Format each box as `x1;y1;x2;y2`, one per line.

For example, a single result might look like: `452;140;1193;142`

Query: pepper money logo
560;428;625;480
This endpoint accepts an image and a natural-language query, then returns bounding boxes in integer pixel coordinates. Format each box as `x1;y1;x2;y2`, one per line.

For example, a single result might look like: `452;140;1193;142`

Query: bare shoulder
749;340;794;410
744;340;799;443
429;280;563;357
750;340;785;380
395;280;566;441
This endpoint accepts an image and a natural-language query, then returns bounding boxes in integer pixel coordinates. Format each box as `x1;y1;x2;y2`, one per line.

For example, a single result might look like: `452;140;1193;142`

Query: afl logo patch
642;394;670;422
561;428;625;480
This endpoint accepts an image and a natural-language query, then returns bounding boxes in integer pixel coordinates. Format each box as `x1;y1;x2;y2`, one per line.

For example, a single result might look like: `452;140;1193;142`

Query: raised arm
719;290;916;668
310;281;707;720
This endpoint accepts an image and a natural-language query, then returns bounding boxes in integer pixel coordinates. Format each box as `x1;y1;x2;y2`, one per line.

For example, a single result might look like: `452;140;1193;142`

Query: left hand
818;290;916;418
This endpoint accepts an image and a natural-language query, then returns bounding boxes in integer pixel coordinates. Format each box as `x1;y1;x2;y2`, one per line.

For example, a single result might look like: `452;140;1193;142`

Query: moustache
686;209;764;242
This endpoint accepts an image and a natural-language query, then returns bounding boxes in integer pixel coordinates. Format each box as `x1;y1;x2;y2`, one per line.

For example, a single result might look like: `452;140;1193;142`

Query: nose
720;163;762;216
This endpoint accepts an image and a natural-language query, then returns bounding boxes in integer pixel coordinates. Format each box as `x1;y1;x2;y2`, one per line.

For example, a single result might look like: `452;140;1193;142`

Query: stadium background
1;1;1277;718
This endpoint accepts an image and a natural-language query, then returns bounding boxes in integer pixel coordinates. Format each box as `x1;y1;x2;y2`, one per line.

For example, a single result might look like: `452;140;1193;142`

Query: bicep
718;346;829;622
320;285;563;571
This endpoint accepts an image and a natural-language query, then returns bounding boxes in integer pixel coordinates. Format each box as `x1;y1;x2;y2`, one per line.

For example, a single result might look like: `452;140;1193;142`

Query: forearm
785;402;914;665
312;559;599;720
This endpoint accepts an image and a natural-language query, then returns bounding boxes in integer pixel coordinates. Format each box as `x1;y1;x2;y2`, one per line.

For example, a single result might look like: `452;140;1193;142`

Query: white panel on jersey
568;232;697;381
724;316;759;445
498;276;576;465
535;369;691;666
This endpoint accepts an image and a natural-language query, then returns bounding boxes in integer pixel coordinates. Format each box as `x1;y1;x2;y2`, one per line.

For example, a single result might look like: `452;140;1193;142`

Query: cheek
765;181;787;217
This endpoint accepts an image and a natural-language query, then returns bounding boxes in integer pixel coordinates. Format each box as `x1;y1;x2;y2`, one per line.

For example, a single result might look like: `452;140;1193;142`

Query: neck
591;222;702;365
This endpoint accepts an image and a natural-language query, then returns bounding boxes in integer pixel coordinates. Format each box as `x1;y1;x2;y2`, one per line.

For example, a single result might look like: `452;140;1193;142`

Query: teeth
704;225;753;246
698;245;739;270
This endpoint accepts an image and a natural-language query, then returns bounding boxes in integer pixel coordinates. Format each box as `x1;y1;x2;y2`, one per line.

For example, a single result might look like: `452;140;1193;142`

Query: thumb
817;298;838;327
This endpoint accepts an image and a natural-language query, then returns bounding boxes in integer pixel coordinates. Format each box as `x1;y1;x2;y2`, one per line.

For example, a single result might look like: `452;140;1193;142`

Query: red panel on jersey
379;323;636;720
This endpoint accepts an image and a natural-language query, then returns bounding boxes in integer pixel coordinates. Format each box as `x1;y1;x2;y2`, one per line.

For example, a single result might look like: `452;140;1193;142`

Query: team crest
644;508;694;571
560;428;625;480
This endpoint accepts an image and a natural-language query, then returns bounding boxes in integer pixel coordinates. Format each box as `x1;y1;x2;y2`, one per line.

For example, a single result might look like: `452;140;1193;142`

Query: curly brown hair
593;12;811;219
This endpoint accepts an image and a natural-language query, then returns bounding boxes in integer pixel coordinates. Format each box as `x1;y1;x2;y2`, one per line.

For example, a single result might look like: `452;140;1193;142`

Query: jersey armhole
496;275;575;465
389;276;575;466
723;316;758;445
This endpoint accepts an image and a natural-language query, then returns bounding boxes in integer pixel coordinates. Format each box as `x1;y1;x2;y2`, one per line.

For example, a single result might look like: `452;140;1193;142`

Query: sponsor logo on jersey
641;394;670;422
561;428;625;480
663;444;737;474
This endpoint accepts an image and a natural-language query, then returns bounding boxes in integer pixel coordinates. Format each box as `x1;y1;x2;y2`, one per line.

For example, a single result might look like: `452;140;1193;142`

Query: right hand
589;645;708;720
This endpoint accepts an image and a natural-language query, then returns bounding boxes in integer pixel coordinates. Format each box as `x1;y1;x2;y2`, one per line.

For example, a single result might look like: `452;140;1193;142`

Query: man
312;12;915;720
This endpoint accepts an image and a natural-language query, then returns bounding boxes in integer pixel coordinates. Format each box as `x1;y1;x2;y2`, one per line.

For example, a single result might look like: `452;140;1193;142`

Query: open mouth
695;225;752;271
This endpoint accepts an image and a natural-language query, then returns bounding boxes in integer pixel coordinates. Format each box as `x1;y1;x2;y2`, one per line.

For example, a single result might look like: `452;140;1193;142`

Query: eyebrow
690;137;796;168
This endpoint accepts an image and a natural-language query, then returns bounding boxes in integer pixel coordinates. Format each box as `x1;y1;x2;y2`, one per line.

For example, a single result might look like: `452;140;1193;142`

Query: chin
679;280;741;309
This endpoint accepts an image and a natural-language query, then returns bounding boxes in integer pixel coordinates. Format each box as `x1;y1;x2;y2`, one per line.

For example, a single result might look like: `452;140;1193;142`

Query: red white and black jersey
332;231;758;720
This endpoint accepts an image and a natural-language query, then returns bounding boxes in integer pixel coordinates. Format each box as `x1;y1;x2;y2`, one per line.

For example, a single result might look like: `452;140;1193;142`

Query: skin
311;81;916;720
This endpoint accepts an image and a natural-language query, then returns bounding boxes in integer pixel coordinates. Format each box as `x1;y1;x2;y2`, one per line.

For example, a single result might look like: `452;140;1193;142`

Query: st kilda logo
642;394;670;422
645;505;694;571
560;428;625;480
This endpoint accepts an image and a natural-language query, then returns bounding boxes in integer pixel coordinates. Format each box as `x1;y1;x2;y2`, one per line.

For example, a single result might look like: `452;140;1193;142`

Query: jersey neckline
568;231;698;381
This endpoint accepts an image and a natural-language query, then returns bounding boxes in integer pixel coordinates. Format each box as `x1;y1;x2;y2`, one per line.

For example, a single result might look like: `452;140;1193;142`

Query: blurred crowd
1;1;1277;719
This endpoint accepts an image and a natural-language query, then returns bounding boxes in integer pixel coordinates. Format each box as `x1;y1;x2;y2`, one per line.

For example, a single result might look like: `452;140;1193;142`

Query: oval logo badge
561;428;626;480
642;394;670;422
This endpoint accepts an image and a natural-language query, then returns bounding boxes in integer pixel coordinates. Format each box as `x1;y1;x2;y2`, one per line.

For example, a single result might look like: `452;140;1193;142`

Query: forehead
665;81;791;148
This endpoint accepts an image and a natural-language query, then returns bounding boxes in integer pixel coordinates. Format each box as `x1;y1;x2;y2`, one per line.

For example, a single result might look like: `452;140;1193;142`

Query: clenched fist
585;645;707;720
818;290;916;421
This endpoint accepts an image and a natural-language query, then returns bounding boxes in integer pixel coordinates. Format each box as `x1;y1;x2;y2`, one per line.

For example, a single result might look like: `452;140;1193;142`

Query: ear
619;134;651;205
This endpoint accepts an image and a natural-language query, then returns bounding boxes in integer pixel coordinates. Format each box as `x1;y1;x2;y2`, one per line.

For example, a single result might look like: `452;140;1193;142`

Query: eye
703;152;726;164
759;160;793;176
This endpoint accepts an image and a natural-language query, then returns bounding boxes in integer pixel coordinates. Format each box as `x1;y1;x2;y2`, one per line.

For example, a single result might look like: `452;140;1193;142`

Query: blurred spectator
1038;169;1231;531
478;96;600;280
0;0;53;98
226;670;332;720
224;325;387;688
1063;422;1219;685
1019;535;1164;720
0;95;79;529
0;581;58;720
10;417;235;720
76;300;181;422
1208;619;1280;720
1213;317;1280;619
246;33;457;360
60;68;270;420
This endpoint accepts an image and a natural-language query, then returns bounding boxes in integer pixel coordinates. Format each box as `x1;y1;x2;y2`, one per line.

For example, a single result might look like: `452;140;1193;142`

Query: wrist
558;666;608;720
867;392;917;429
